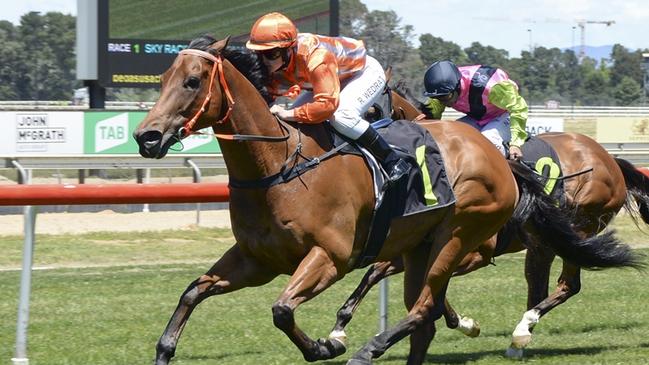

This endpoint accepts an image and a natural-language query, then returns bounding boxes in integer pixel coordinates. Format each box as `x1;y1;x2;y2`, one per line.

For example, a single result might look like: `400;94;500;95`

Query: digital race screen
98;0;333;87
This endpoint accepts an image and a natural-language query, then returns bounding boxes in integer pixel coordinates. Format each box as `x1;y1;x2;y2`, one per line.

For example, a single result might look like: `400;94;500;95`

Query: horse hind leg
442;297;481;337
452;236;497;277
155;244;276;365
348;231;471;365
330;247;485;348
505;245;556;359
439;236;501;338
329;258;404;343
346;240;435;365
508;260;581;359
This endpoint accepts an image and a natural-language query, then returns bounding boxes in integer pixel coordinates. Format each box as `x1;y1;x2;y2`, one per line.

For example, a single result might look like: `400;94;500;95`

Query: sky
1;0;647;57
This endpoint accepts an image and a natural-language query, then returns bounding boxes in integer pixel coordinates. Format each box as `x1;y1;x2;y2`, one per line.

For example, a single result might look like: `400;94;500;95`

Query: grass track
0;215;648;364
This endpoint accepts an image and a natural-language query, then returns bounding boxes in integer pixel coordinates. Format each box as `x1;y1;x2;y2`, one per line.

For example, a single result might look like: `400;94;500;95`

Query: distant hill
562;45;613;64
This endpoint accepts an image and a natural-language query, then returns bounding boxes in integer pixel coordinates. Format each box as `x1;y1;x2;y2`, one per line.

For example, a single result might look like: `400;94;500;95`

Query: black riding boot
357;126;411;183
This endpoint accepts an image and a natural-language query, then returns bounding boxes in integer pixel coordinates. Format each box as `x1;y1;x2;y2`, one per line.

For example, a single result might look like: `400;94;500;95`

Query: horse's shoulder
538;132;601;152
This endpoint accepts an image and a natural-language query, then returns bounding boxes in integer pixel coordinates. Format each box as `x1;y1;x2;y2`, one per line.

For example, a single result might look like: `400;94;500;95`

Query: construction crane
576;20;615;61
469;16;614;58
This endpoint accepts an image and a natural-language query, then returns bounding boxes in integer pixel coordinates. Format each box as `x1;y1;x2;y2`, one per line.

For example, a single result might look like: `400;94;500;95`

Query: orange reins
177;49;235;139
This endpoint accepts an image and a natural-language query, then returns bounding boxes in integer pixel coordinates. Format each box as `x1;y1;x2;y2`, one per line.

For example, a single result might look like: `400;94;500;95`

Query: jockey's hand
509;145;523;161
269;104;295;120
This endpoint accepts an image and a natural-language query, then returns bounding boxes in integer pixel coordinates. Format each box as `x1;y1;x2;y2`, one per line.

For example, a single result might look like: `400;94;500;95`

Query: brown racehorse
132;34;515;365
132;35;633;365
331;83;647;358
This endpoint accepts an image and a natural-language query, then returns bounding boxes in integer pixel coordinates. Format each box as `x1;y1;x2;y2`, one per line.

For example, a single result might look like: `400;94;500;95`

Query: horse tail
505;160;645;270
614;157;649;225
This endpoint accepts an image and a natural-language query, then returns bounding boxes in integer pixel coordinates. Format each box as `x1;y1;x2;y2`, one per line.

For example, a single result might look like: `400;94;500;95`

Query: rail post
185;159;202;225
141;168;151;213
379;278;388;332
11;160;36;365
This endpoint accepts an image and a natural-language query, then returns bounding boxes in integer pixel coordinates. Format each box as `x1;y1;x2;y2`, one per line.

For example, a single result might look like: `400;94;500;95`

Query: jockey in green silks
422;60;528;160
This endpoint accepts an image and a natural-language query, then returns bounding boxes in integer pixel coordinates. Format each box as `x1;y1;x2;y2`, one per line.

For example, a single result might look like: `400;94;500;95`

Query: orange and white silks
269;33;367;124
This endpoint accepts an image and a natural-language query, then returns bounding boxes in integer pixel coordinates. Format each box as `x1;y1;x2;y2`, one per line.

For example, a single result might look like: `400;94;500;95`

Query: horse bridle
177;48;235;138
176;48;289;143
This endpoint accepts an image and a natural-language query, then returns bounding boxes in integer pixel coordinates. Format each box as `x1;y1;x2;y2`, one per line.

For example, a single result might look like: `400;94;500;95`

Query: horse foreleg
330;258;405;342
155;244;276;365
506;245;556;358
272;245;346;362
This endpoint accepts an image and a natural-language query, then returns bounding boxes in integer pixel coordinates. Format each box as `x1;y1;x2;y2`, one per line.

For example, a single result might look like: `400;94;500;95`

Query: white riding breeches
291;55;386;140
458;113;512;156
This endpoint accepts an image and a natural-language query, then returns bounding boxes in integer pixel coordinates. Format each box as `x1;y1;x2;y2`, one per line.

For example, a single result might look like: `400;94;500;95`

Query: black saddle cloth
332;118;456;267
494;135;565;256
520;135;564;199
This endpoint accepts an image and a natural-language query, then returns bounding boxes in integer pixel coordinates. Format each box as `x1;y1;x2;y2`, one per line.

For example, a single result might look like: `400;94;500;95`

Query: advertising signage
0;111;220;155
96;0;337;88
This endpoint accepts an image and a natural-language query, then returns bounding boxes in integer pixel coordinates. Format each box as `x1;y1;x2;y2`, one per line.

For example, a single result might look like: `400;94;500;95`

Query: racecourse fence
0;155;228;214
3;180;230;365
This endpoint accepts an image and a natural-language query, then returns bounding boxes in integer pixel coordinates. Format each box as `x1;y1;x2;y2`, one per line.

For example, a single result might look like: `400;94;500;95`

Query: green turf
0;216;648;364
0;228;235;269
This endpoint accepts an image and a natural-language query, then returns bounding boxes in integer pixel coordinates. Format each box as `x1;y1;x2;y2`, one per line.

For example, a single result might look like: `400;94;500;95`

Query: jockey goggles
257;48;283;60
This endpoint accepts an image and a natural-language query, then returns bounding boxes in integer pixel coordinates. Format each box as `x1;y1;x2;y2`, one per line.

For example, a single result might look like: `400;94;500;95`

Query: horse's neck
217;62;295;182
392;92;422;120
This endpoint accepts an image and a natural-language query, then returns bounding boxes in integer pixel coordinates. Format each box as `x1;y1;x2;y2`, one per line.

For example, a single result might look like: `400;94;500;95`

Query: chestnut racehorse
331;83;647;358
133;35;632;364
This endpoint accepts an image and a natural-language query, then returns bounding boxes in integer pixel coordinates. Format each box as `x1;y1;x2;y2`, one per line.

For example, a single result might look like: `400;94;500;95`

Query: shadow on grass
319;342;649;365
488;320;646;338
176;349;264;362
522;342;649;358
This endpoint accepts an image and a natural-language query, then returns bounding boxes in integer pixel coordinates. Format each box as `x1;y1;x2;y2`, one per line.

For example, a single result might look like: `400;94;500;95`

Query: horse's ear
210;36;231;54
384;66;393;83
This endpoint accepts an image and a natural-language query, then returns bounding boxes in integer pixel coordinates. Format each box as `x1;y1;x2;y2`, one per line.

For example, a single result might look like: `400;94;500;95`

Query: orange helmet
246;12;297;51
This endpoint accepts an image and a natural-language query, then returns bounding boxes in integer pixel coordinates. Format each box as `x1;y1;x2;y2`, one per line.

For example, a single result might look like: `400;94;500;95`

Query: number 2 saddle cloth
493;135;564;256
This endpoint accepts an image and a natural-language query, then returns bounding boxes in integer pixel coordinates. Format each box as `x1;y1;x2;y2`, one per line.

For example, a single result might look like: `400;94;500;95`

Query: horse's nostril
144;140;159;148
137;130;163;146
135;130;165;158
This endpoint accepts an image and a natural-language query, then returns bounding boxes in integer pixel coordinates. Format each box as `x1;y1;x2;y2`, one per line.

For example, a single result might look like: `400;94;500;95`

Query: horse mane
188;34;273;105
391;80;435;119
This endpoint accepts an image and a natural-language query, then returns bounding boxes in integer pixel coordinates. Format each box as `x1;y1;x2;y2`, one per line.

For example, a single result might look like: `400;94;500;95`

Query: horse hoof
458;316;481;337
154;351;172;365
154;357;170;365
326;337;347;357
505;346;524;359
328;329;348;345
511;333;532;349
315;337;347;359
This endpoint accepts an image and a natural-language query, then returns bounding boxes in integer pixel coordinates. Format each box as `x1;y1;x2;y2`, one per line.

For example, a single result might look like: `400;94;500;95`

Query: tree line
342;0;648;107
0;4;647;106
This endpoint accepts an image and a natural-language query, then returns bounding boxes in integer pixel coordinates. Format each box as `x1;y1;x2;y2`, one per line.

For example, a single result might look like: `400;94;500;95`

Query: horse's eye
184;76;200;90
